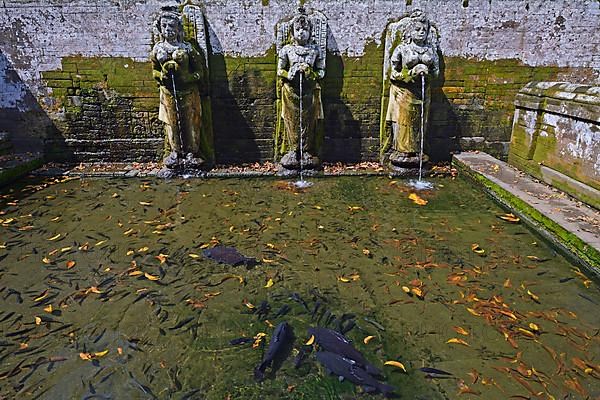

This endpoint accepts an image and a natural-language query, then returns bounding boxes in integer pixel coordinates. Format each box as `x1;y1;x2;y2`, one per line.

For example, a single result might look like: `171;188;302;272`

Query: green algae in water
0;176;599;399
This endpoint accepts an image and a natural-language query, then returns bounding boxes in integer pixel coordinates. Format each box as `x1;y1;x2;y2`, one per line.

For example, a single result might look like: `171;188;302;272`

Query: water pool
1;176;599;399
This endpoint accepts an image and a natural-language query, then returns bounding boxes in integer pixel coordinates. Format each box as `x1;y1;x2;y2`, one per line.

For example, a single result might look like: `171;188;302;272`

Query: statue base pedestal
158;151;211;178
382;151;430;176
277;150;321;176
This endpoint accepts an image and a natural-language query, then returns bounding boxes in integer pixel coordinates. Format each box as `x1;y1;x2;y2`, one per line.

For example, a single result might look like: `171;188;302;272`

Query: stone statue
150;6;213;172
381;10;440;170
275;7;327;173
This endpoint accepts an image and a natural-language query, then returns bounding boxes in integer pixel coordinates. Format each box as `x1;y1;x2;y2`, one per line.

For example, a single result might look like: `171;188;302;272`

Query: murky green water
1;176;599;399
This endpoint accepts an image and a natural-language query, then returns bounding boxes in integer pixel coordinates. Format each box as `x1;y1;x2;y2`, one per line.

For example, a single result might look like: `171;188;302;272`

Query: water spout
294;71;313;188
408;73;433;190
170;72;184;156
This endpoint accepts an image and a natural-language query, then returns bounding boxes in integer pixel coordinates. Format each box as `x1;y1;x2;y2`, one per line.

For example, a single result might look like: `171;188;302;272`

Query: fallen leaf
188;253;201;258
453;326;470;336
34;316;42;325
446;338;470;346
43;304;53;313
363;335;376;344
155;253;168;264
144;272;160;281
471;243;486;256
66;260;76;269
264;278;274;288
498;213;520;223
94;350;109;358
408;193;428;206
47;233;62;241
306;335;315;345
384;360;407;372
139;201;152;206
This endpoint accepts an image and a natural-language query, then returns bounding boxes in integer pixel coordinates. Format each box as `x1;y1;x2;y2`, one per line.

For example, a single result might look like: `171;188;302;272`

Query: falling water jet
408;73;433;190
293;71;313;189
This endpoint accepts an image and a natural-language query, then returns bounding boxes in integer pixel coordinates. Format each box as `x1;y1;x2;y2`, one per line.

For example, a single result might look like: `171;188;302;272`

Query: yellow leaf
264;320;274;328
199;243;211;249
408;193;428;206
188;253;200;258
42;257;51;264
363;335;376;344
503;278;512;288
95;240;107;246
411;287;425;299
123;228;136;236
528;322;540;332
401;286;411;294
466;308;480;316
313;205;323;210
66;260;76;269
453;326;470;336
126;250;134;256
93;350;109;357
338;276;351;283
50;216;61;222
35;316;42;325
527;289;540;303
243;301;256;309
86;287;102;294
139;201;152;206
44;304;53;313
362;248;371;257
264;278;274;288
47;233;62;241
60;246;72;252
306;335;315;345
471;243;486;256
34;291;49;302
262;258;276;263
446;338;470;346
79;352;92;360
498;213;520;223
144;272;160;281
111;193;119;198
384;360;407;372
155;253;168;264
348;273;360;281
128;270;143;277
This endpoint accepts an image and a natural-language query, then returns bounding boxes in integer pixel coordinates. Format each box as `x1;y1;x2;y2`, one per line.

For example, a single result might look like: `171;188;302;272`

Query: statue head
291;12;312;46
404;10;429;45
156;7;183;44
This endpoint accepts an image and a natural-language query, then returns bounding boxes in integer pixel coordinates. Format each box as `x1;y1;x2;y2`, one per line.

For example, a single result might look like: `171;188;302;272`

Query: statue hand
162;60;179;73
411;64;429;76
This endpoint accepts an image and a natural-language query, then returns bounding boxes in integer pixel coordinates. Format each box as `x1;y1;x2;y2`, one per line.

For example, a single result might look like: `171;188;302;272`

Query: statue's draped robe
151;43;206;157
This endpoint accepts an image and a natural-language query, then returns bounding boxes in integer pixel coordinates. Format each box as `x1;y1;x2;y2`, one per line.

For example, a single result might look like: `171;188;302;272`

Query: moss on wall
40;52;595;164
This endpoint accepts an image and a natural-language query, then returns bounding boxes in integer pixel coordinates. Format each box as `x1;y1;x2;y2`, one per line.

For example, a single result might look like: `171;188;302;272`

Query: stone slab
0;152;44;187
454;151;600;277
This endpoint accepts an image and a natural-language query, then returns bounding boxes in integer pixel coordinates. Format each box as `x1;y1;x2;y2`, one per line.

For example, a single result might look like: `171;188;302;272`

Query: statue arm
389;47;405;82
277;49;290;80
150;51;165;85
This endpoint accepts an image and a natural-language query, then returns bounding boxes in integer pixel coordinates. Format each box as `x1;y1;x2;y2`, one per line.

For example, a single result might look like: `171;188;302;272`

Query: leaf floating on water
253;332;267;349
306;335;315;345
457;379;481;395
85;287;102;294
144;272;160;281
188;253;201;259
503;278;512;288
446;338;470;346
526;289;540;303
384;360;407;372
128;270;143;277
44;304;53;313
95;240;107;247
243;300;255;310
79;352;92;361
528;322;540;333
123;228;136;236
155;253;168;264
66;260;76;269
126;250;134;256
497;213;520;223
94;350;109;357
47;233;62;241
34;290;49;302
411;287;425;299
526;255;548;262
408;193;428;206
42;257;51;264
363;335;376;344
362;248;372;257
470;243;486;256
34;316;42;325
338;276;351;283
139;201;152;206
264;278;274;288
453;326;470;336
401;286;411;294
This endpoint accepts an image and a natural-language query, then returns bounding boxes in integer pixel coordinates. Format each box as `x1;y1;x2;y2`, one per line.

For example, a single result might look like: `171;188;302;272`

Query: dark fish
316;352;395;395
559;277;575;283
340;320;356;335
254;322;291;381
256;301;270;320
289;293;309;311
419;367;453;376
311;301;321;320
578;293;599;306
308;327;382;377
364;317;385;331
294;345;311;368
168;317;194;330
273;304;291;318
202;245;257;267
229;337;254;346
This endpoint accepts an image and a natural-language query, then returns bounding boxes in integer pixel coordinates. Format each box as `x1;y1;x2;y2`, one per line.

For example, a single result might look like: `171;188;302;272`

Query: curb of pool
0;153;44;188
453;151;600;280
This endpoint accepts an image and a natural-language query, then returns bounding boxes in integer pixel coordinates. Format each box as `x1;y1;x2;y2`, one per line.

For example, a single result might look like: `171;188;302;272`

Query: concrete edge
453;155;600;281
0;157;44;188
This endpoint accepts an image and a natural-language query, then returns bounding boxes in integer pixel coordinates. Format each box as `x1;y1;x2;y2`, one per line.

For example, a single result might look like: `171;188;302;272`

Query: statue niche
150;5;214;174
274;7;327;174
380;10;440;172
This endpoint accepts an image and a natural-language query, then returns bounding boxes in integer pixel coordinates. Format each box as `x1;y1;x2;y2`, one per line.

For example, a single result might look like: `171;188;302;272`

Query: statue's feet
182;152;205;170
300;152;320;169
280;150;299;169
389;151;427;167
163;151;180;169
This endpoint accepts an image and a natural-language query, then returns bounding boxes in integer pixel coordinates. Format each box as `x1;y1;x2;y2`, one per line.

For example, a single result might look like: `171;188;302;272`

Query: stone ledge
0;153;44;188
454;151;600;278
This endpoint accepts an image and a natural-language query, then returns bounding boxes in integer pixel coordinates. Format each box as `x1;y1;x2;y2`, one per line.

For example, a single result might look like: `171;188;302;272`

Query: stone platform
0;153;44;187
454;151;599;277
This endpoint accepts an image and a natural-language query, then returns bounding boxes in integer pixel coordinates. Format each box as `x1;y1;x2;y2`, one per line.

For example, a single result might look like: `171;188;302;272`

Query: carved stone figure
275;7;327;172
150;6;213;172
381;10;440;170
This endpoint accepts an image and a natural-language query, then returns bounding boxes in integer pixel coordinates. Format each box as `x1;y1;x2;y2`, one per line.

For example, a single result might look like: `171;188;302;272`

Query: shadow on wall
428;51;460;162
0;49;71;160
321;52;362;163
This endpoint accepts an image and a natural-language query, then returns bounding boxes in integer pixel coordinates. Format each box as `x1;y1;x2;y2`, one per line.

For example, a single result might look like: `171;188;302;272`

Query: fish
419;367;453;376
168;317;194;330
202;245;257;267
254;321;292;381
340;320;356;335
255;301;270;320
316;351;395;395
308;327;382;377
289;293;310;311
310;301;322;320
294;345;312;368
364;317;385;331
273;304;291;318
229;337;254;346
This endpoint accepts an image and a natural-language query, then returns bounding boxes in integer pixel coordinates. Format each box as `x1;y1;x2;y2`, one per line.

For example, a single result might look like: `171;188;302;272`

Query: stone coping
454;151;600;278
0;153;44;187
